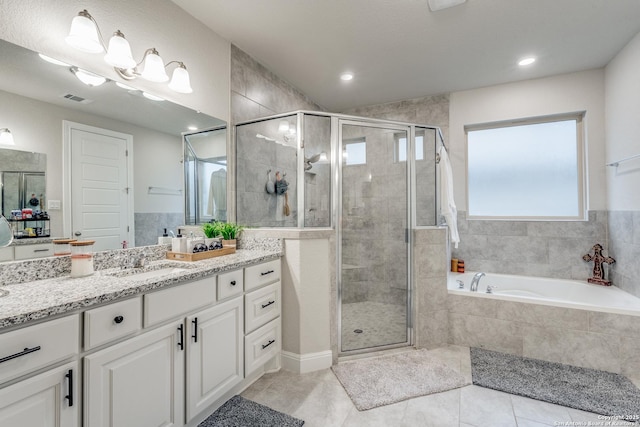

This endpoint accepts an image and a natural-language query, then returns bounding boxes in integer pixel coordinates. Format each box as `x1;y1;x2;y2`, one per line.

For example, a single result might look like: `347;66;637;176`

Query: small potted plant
202;222;223;250
219;222;245;248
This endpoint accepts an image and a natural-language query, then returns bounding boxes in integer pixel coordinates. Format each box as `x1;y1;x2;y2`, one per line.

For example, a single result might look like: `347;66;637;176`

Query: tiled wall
452;210;609;281
608;210;640;298
447;293;640;384
134;212;184;247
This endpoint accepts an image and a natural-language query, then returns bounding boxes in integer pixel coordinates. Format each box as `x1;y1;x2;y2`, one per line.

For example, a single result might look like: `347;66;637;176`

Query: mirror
0;38;226;253
0;149;47;218
0;216;13;247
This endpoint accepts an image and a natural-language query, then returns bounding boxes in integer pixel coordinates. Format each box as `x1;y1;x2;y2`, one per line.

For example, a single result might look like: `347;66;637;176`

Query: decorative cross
582;243;616;286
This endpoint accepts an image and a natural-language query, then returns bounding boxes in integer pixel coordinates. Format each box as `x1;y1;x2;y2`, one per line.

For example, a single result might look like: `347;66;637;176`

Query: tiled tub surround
447;274;640;385
452;210;608;281
608;210;640;298
0;243;282;329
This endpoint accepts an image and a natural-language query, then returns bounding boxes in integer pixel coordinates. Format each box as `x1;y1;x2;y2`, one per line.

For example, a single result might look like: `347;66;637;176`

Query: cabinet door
186;296;243;422
0;361;79;427
84;321;185;427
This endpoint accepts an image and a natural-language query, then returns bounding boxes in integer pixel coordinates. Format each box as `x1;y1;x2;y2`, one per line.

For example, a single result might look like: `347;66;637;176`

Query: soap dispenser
158;228;172;245
171;232;187;253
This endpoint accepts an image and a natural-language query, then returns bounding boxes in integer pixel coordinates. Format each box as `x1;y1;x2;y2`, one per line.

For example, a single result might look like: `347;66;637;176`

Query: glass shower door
339;120;411;353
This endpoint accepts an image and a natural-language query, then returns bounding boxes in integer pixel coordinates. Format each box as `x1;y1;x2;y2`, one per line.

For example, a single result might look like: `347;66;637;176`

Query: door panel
339;121;410;353
69;126;130;251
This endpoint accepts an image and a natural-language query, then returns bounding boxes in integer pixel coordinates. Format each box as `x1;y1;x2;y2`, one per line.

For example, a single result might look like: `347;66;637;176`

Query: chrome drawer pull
262;339;275;349
261;300;275;309
0;345;41;364
260;270;274;276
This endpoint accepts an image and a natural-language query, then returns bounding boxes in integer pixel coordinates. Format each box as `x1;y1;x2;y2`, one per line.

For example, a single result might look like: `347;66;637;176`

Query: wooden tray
166;247;236;261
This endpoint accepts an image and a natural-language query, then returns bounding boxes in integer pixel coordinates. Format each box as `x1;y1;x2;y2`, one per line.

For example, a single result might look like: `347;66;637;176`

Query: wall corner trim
281;350;333;374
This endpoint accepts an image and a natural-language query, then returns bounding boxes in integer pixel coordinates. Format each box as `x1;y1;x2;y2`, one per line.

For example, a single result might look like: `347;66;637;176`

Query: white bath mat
331;349;470;411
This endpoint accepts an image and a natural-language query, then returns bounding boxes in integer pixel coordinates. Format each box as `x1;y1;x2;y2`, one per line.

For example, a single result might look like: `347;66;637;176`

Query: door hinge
127;226;130;232
125;149;129;156
125;187;129;194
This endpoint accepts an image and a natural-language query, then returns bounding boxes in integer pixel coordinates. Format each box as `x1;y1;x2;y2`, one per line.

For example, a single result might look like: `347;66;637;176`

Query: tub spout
470;272;485;292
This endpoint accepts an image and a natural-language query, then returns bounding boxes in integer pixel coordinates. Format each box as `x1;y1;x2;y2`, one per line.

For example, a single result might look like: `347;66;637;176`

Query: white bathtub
448;271;640;317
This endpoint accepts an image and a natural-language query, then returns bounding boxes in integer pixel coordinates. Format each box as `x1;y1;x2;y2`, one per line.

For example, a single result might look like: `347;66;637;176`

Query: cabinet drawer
244;259;281;291
217;269;243;301
84;297;142;350
244;318;281;376
0;247;13;262
0;314;79;385
144;277;216;327
245;282;280;333
14;243;54;260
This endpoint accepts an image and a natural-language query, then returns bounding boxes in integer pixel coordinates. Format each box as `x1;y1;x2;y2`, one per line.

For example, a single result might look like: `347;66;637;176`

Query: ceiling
172;0;640;112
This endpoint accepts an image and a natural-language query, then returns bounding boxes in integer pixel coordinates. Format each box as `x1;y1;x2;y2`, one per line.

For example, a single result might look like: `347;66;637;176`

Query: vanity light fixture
66;9;193;94
278;120;290;133
38;53;70;67
142;92;164;101
70;66;107;87
0;128;15;146
427;0;467;12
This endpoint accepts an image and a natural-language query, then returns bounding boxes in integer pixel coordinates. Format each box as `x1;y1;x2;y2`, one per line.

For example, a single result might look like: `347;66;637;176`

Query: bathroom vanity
0;247;282;427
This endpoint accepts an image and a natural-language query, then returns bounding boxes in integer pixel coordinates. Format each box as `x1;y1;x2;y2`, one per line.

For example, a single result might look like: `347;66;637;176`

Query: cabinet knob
230;280;236;286
113;315;124;324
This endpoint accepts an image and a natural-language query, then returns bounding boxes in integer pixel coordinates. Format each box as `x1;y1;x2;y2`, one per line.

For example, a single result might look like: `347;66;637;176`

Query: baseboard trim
281;350;333;373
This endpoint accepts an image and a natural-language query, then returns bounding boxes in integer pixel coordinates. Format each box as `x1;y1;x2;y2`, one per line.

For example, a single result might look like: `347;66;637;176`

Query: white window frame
464;112;587;221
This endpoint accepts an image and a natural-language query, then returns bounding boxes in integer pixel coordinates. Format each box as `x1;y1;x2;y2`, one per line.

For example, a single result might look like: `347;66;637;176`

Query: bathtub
448;271;640;317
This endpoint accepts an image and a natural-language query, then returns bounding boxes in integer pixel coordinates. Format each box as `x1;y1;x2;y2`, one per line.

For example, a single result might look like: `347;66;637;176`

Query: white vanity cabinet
0;361;79;427
186;296;243;421
0;314;80;427
84;320;185;427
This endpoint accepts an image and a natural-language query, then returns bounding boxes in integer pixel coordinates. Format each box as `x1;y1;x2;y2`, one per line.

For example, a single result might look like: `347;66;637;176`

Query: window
344;140;366;165
466;114;585;220
396;136;424;162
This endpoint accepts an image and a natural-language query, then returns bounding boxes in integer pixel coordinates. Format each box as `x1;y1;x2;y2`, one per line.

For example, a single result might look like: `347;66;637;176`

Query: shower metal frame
234;111;445;356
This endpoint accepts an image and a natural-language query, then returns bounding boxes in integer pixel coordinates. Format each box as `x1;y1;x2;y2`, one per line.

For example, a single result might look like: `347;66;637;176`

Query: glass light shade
38;54;70;67
0;129;15;146
278;120;290;133
65;13;104;53
104;32;136;69
168;65;193;93
141;51;169;82
115;82;136;91
72;68;107;86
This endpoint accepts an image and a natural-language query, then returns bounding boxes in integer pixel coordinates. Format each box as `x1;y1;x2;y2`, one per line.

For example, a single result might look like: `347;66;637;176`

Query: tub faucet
470;272;485;292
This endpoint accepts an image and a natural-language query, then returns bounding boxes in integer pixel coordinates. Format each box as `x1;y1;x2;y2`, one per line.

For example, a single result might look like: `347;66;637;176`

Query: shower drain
353;329;363;334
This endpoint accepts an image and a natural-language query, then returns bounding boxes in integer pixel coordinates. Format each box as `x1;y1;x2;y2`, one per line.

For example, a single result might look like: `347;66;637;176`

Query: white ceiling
173;0;640;112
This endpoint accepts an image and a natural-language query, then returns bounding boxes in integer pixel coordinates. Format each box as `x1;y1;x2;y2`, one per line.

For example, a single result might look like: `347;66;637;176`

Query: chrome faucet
470;272;485;292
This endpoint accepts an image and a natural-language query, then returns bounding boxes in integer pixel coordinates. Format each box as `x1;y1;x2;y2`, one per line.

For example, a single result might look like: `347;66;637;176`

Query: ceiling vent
62;93;93;104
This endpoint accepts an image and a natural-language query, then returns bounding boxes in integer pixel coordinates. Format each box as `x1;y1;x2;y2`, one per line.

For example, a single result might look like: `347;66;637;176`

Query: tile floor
241;345;637;427
341;301;407;351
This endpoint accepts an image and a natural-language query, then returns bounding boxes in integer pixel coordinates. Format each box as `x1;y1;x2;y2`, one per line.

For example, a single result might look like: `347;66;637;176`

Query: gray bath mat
471;347;640;422
332;349;470;411
198;395;304;427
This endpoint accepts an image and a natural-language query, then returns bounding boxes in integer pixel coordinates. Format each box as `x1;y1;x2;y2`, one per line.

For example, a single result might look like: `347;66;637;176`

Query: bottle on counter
171;233;187;253
52;238;77;256
70;240;95;277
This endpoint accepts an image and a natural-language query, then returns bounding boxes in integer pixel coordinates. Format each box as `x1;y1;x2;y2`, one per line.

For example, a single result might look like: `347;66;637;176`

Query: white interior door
64;121;133;251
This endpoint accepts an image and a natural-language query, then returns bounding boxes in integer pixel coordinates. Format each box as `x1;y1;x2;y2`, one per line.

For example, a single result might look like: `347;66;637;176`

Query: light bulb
0;129;15;146
65;10;104;54
104;31;136;69
168;64;193;93
141;49;169;82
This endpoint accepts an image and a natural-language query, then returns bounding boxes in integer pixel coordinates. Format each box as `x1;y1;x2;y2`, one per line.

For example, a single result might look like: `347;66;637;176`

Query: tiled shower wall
451;211;609;281
608;211;640;298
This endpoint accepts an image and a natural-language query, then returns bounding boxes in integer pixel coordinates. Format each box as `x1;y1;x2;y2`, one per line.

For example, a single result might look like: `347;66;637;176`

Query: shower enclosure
236;111;443;355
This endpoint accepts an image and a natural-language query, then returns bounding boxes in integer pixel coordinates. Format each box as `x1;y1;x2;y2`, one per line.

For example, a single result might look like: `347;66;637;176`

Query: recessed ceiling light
340;72;354;81
518;57;536;66
187;126;198;131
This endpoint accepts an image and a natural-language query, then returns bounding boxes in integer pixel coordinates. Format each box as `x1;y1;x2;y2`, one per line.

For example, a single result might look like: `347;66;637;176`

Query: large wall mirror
0;38;227;255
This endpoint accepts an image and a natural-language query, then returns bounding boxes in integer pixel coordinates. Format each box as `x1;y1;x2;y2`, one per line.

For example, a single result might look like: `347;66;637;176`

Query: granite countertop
0;249;281;330
9;237;53;246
